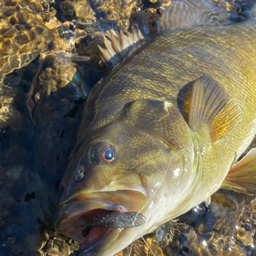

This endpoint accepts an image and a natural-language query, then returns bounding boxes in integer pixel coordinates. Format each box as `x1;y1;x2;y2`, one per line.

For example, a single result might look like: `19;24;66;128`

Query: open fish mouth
56;191;148;253
73;210;145;253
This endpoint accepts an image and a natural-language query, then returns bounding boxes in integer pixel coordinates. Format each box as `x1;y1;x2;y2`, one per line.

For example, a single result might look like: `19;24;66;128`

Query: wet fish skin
57;18;256;256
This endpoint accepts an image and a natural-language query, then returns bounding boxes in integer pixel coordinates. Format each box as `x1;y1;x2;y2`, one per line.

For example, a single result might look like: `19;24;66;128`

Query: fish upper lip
57;187;148;221
60;184;148;206
57;197;128;224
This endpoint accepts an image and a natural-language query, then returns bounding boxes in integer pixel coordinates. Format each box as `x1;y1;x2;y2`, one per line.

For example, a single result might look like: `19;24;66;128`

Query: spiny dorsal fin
186;76;241;142
160;0;231;32
98;27;144;67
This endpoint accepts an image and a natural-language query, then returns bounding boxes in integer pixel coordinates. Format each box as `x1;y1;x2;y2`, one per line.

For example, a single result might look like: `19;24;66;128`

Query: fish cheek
114;99;195;196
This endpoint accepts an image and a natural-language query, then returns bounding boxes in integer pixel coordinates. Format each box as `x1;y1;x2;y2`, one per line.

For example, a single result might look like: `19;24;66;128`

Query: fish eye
91;143;116;164
104;149;113;161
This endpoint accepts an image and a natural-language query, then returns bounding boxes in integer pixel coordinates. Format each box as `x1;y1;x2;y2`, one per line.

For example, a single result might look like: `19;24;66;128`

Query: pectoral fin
182;76;241;142
221;148;256;195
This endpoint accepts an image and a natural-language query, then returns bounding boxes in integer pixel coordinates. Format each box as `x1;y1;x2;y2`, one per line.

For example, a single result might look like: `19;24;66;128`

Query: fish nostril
67;163;87;195
74;164;85;181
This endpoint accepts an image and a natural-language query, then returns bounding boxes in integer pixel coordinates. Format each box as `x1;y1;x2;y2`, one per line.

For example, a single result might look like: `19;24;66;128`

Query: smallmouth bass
56;1;256;255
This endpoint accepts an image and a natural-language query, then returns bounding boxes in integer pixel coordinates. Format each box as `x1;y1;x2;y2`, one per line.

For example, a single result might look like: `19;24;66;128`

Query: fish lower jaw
77;226;114;255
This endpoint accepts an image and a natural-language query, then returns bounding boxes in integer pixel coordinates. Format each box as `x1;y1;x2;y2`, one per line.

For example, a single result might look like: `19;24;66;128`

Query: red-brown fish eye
92;143;115;164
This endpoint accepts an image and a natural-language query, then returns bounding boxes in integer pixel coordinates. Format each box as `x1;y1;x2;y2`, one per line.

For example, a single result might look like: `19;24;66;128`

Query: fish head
56;99;198;255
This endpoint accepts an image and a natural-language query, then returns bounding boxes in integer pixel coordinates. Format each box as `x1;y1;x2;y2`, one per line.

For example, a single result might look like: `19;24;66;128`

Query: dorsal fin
98;27;144;68
160;0;231;32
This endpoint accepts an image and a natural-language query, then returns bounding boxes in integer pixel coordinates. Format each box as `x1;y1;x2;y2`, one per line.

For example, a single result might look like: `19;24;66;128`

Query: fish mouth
56;190;148;254
59;209;117;253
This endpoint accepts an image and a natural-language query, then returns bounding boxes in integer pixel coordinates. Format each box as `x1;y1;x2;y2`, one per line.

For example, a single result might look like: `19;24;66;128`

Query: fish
56;0;256;255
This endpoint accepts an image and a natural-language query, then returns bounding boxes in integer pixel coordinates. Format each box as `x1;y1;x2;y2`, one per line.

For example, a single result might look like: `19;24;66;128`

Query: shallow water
1;0;256;255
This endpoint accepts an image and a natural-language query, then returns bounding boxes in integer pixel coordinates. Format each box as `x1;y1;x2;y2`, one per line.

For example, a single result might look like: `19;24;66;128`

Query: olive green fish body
57;17;256;256
79;21;256;195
